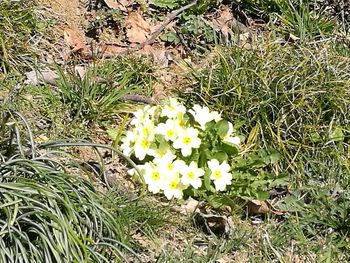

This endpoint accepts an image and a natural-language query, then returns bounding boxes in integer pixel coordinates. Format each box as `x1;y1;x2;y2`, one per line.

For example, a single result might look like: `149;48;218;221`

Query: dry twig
137;0;198;49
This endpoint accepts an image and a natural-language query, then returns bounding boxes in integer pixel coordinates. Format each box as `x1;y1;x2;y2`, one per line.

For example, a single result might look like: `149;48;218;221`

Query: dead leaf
119;0;133;8
216;7;233;29
247;200;286;215
74;65;86;78
24;70;59;85
35;134;49;144
100;44;127;57
132;232;151;247
209;6;250;43
138;44;170;67
194;213;234;237
124;12;151;43
247;200;270;214
211;7;234;41
171;197;202;214
152;82;167;101
63;27;88;53
103;0;119;9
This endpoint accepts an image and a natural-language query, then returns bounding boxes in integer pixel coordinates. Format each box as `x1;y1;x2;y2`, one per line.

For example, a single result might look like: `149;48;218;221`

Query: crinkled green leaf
216;119;229;137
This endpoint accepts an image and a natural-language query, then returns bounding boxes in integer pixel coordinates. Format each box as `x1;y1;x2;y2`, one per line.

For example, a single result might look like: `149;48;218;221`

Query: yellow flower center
183;137;191;145
178;119;186;127
166;130;174;137
151;171;160;180
169;181;178;189
213;171;222;179
142;127;150;136
141;139;150;149
187;172;195;179
167;163;174;170
158;150;166;157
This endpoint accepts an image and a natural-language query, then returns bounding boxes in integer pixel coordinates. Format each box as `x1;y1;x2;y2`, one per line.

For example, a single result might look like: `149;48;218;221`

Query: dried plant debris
193;212;234;238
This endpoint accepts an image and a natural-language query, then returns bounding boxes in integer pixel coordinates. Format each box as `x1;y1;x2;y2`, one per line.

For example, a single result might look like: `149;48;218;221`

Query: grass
2;0;350;261
181;38;350;260
15;57;154;139
186;41;350;177
0;112;132;261
0;0;44;77
0;109;170;262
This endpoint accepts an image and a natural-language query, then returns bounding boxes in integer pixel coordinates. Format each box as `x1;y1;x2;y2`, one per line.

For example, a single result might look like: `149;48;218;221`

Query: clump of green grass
182;40;350;259
0;109;169;262
0;0;43;76
230;0;337;41
16;57;155;138
55;57;154;122
186;42;350;181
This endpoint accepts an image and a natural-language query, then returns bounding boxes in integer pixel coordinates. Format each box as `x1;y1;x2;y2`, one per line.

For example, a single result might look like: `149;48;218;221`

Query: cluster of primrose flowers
121;98;241;200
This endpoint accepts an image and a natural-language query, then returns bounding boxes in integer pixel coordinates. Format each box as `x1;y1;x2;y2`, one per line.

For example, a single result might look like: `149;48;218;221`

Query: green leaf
255;190;270;201
203;170;215;193
107;128;118;141
267;149;281;164
206;195;224;209
151;0;180;8
213;151;228;163
260;149;281;164
222;142;239;155
216;120;229;137
198;150;207;167
160;31;180;44
331;127;344;142
310;132;321;142
269;173;289;187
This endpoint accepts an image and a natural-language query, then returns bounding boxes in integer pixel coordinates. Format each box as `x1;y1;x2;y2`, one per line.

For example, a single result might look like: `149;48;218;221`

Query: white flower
143;162;163;194
136;119;155;140
131;105;157;127
133;137;153;161
211;111;222;122
155;119;179;141
173;127;201;157
176;113;187;127
225;136;241;145
158;158;186;175
150;143;177;164
188;104;215;130
223;122;241;145
208;159;232;191
163;173;184;200
178;161;204;189
130;109;147;127
127;164;145;177
120;131;136;155
161;98;186;119
153;150;177;164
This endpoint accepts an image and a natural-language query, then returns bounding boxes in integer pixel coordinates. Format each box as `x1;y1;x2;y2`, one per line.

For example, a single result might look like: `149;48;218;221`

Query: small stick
122;95;156;105
138;0;198;49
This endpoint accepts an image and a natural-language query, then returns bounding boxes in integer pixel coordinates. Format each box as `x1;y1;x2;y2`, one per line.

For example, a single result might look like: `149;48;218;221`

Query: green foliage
275;1;337;41
183;40;350;259
186;42;350;183
272;186;350;260
151;0;219;11
153;0;222;50
25;57;154;130
160;31;181;45
230;0;337;41
0;112;139;262
0;0;43;75
0;107;172;261
152;0;184;9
